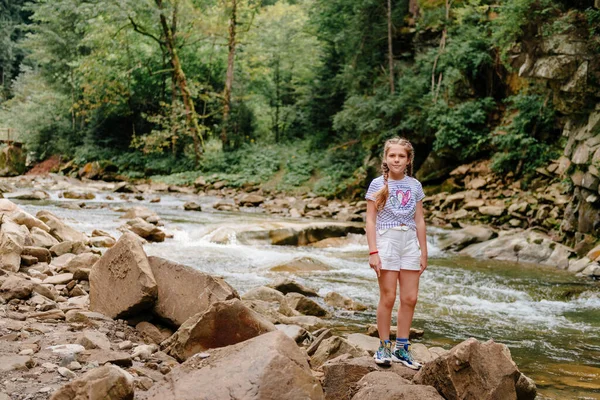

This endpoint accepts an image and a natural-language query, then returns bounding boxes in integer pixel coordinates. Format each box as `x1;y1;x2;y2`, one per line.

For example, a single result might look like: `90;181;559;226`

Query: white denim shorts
376;226;421;271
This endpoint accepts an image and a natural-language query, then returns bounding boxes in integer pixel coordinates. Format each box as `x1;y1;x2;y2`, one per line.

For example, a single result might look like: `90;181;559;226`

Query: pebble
118;340;133;350
58;367;76;379
67;361;82;370
42;363;58;370
115;331;126;339
18;349;34;356
38;387;52;393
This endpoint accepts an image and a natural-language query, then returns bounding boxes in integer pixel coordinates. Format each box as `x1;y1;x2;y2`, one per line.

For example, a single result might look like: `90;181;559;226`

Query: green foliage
491;92;558;175
430;98;495;159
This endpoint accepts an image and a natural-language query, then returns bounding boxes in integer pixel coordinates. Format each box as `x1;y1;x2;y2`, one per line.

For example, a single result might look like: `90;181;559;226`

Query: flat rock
311;336;369;368
43;273;74;285
352;371;443;400
139;331;324;400
77;330;111;350
77;350;133;367
270;277;319;297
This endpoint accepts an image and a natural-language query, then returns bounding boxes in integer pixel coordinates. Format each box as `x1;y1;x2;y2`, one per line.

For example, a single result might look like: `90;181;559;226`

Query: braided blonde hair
374;137;415;211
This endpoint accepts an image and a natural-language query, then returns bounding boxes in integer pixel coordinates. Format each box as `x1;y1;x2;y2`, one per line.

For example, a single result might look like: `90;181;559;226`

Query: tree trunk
155;0;204;164
222;0;238;149
387;0;394;94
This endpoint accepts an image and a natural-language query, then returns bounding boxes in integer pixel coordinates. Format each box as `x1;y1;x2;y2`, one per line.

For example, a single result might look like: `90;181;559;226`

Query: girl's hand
369;254;381;277
419;253;428;275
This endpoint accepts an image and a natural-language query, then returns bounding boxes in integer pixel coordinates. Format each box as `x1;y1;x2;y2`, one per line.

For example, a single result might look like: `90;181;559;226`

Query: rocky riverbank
0;199;537;399
1;170;599;280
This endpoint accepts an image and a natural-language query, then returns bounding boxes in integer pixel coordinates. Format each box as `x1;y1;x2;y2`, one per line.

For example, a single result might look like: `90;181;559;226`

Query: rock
31;226;60;248
50;241;89;257
568;257;592;273
413;338;536;400
280;315;329;331
587;243;600;261
77;350;133;367
89;236;116;248
307;329;333;356
89;232;157;319
43;273;74;285
478;206;505;217
49;364;134;400
276;324;309;344
324;292;367;311
65;310;112;323
311;336;369;368
242;286;285;303
270;277;319;297
352;371;443;400
321;355;418;399
57;366;77;379
132;344;157;360
63;191;96;200
122;218;165;242
0;218;25;272
136;321;171;345
22;246;51;263
581;262;600;277
346;333;380;355
142;331;324;399
62;253;100;274
51;253;77;268
437;225;497;251
365;325;424;341
163;298;276;362
14;190;48;200
148;256;239;327
460;229;574;268
212;201;240;211
9;209;50;232
76;330;111;350
238;194;266;207
119;206;157;221
36;211;88;243
1;275;34;301
271;256;331;273
0;355;34;372
183;202;202;212
284;292;328;316
29;309;66;320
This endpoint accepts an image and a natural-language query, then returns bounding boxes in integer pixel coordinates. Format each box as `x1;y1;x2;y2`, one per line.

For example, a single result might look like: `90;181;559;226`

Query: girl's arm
366;200;381;277
415;200;428;274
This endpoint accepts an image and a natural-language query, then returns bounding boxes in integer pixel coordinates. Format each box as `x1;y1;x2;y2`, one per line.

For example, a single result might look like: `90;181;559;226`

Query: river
10;188;600;400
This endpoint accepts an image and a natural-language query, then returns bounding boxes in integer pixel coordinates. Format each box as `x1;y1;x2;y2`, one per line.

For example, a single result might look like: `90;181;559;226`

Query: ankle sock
396;337;409;350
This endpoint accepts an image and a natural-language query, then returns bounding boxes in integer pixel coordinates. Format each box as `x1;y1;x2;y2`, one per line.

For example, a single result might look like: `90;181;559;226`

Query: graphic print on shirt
389;188;412;210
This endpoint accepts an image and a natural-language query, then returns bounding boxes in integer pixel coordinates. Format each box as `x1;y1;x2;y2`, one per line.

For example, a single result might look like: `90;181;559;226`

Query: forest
1;0;599;197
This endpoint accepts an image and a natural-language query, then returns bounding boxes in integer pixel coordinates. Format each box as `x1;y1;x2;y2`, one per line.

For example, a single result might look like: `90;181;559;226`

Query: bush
491;92;559;175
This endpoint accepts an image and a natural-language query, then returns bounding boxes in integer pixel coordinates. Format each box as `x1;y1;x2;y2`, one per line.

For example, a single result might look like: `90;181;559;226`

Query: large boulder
89;232;157;319
413;338;536;400
36;211;88;243
8;209;50;232
140;331;324;400
148;256;239;327
352;372;443;400
0;275;34;301
31;226;60;248
49;364;134;400
163;298;276;362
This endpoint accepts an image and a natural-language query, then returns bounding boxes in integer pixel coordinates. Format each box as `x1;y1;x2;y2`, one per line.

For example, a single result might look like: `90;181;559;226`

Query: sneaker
373;340;392;365
392;344;422;370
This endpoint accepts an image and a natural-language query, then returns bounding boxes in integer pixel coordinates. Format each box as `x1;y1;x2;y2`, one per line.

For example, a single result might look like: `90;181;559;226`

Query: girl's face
385;144;410;176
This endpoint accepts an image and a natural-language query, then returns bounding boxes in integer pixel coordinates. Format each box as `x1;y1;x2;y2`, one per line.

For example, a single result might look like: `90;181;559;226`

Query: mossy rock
0;145;26;176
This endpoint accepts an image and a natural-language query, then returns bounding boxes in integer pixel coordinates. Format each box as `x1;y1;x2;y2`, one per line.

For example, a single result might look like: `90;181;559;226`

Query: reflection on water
14;191;600;399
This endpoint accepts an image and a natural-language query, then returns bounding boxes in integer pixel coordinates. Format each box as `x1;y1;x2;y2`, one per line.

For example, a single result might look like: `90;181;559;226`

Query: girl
365;137;427;369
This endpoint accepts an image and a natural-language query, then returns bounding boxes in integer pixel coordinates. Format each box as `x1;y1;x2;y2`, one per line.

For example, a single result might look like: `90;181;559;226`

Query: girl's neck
388;171;405;181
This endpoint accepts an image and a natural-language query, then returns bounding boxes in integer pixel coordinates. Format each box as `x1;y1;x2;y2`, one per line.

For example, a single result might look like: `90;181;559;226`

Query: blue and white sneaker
392;343;422;370
373;340;392;365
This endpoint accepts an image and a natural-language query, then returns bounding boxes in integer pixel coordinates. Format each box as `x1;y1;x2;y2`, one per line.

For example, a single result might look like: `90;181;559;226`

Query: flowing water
11;189;600;400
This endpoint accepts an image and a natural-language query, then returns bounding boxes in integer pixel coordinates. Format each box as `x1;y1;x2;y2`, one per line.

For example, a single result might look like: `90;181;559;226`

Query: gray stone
49;364;134;400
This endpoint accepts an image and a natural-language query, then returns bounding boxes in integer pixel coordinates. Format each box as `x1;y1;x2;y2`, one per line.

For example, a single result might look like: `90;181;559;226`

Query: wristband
369;251;379;255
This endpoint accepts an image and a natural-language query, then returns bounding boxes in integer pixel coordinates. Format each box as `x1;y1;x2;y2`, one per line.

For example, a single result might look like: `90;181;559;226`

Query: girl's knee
379;293;396;309
401;294;418;308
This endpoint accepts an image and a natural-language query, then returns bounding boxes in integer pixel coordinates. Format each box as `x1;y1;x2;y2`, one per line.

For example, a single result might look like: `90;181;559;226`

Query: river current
11;189;600;400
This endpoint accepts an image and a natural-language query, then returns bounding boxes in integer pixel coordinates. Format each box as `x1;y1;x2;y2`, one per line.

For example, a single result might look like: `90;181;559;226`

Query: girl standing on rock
365;137;427;369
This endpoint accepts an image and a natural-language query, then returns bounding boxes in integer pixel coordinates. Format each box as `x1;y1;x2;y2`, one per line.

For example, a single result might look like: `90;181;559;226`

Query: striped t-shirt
365;175;425;231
